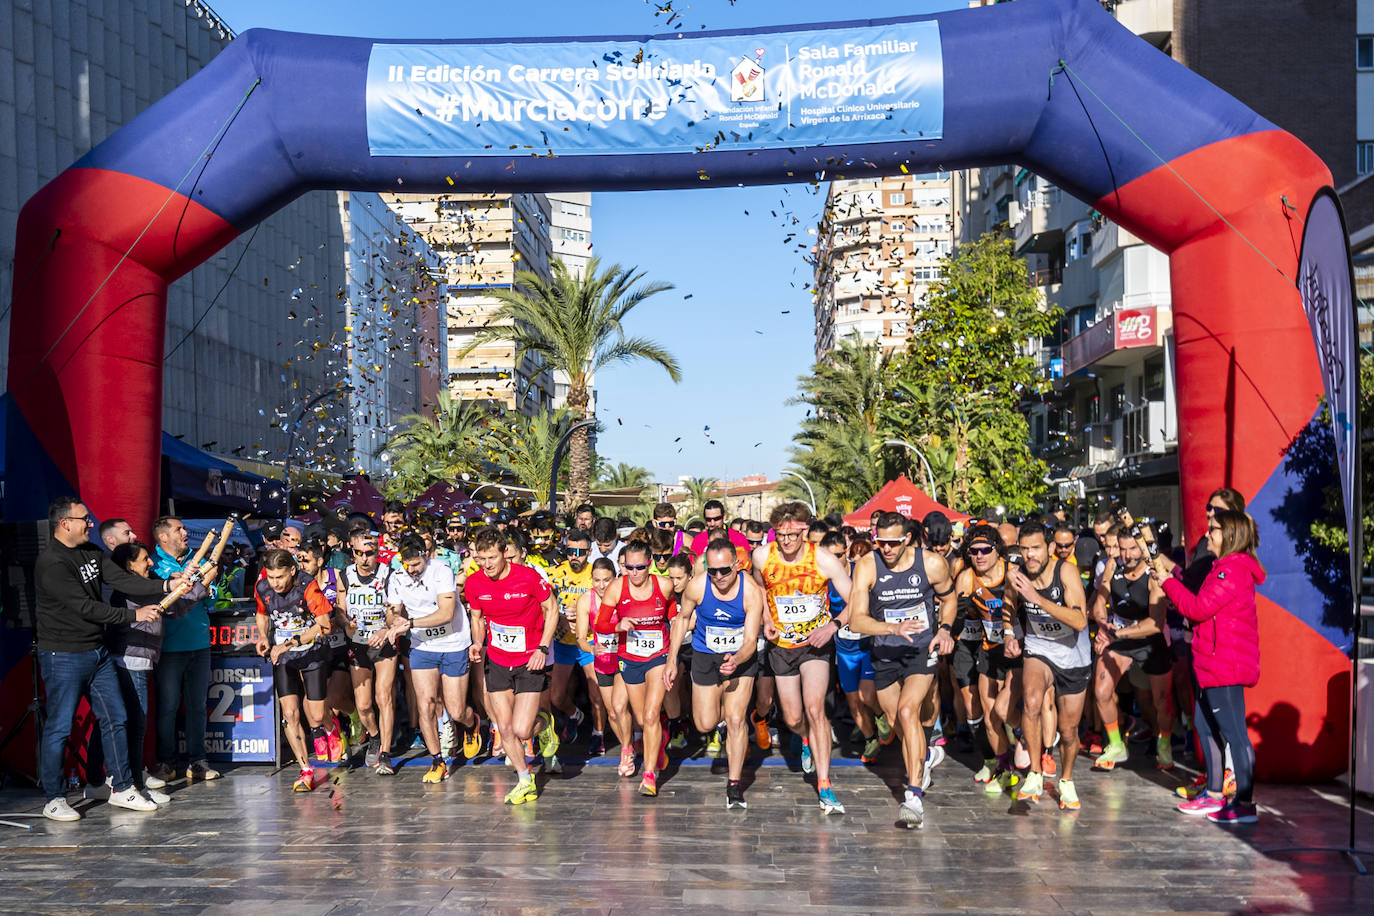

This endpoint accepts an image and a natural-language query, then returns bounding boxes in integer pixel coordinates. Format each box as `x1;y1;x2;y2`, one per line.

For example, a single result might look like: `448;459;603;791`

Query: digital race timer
207;609;263;656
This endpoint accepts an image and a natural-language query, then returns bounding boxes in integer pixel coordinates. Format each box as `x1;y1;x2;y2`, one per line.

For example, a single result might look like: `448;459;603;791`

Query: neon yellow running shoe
504;776;538;805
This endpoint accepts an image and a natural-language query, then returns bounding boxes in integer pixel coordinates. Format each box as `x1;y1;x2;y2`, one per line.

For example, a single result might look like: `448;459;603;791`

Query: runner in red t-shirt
463;527;559;805
595;540;677;797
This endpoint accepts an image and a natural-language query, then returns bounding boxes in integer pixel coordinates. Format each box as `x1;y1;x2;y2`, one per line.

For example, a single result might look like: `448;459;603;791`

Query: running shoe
293;769;318;792
726;782;747;810
931;719;946;747
543;754;563;775
375;753;396;776
587;732;606;758
861;734;881;764
364;735;381;769
1082;730;1104;756
1207;800;1258;824
537;712;560;759
1016;770;1044;802
439;720;457;758
922;744;944;791
422;760;449;784
750;711;770;751
638;771;658;797
656;740;669;772
1178;795;1225;816
800;738;815;775
1057;778;1080;810
489;724;505;759
618;747;637;778
1176;772;1208;800
326;726;344;763
972;760;996;784
143;787;171;805
1155;735;1175;770
314;733;329;761
818;787;844;815
504;776;538;805
987;769;1015;795
876;713;894;746
1013;741;1031;770
42;797;80;822
1041;750;1057;779
187;761;221;781
668;730;688;752
561;708;584;744
143;769;167;790
898;789;924;828
462;722;482;760
410;729;426;750
1093;742;1128;771
706;728;723;759
524;738;536;758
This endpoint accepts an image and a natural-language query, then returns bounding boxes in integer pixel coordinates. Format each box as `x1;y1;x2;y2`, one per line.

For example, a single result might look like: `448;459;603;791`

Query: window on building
559;227;588;243
1359;141;1374;176
889;220;906;234
1143;354;1165;402
888;192;905;205
559;201;588;217
1108;384;1125;420
1360;35;1374;70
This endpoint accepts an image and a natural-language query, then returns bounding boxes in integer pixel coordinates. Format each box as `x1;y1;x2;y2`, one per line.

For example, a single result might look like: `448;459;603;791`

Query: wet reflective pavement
1;746;1370;914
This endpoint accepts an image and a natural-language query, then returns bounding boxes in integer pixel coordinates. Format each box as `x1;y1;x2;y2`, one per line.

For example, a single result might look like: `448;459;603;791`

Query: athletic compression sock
310;725;326;742
1105;720;1123;746
922;724;935;747
972;718;996;759
817;777;832;790
907;785;923;798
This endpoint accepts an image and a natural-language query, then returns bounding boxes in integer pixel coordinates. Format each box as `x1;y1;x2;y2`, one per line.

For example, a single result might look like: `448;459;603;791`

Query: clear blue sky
211;0;967;485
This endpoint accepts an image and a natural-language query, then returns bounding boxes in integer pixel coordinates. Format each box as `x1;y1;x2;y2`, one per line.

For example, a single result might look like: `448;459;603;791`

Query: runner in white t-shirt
387;534;476;784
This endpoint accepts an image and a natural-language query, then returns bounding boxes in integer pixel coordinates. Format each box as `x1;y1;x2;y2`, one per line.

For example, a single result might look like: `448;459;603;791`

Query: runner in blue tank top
666;538;763;811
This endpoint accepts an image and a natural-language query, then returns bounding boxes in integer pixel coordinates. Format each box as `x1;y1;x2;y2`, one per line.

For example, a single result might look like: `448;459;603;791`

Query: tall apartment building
945;0;1354;530
546;191;597;415
0;0;447;484
812;174;954;362
385;193;556;416
338;193;446;476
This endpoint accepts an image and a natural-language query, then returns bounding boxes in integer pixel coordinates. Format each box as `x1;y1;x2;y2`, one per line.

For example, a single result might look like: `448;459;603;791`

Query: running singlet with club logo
549;562;594;647
1017;559;1089;668
869;547;936;660
1107;564;1152;651
691;576;748;655
600;575;675;663
967;564;1022;650
758;541;832;649
344;564;391;643
255;577;333;658
463;563;552;668
315;567;346;650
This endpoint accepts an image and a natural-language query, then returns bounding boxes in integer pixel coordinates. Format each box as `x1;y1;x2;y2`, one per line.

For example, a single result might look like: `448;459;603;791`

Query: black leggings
1195;685;1254;804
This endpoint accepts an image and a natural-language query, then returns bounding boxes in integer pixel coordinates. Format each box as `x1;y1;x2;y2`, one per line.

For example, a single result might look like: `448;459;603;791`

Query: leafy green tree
598;461;652;491
493;407;573;502
681;476;717;522
468;257;681;508
383;392;502;498
1309;352;1374;564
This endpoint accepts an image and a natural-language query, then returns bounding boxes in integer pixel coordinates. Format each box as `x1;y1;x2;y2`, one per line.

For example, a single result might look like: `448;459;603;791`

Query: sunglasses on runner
874;537;906;545
746;537;764;546
704;515;724;523
654;520;675;528
1205;503;1226;514
653;553;671;563
966;545;996;556
622;562;649;571
565;547;588;556
353;549;377;557
706;566;734;577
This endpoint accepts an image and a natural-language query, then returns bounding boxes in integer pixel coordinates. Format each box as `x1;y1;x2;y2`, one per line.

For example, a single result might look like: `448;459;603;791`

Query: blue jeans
38;648;133;800
155;648;210;765
114;666;150;787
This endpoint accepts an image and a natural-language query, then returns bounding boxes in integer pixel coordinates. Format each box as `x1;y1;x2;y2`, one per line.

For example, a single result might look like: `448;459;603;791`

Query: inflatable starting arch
4;0;1354;779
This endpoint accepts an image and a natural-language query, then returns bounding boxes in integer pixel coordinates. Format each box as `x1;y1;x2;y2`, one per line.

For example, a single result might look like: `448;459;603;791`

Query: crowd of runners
36;489;1265;828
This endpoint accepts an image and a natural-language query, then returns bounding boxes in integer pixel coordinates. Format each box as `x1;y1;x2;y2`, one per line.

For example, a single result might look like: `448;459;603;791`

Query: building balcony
1029;266;1063;287
1061;304;1169;375
1121;399;1174;459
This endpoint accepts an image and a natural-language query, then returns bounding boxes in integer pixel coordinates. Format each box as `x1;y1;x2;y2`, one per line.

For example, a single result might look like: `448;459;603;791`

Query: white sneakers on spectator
43;797;80;821
107;787;158;812
143;769;167;789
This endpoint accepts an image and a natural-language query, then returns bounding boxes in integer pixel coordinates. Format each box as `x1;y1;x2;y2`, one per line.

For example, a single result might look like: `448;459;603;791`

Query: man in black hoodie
35;496;163;821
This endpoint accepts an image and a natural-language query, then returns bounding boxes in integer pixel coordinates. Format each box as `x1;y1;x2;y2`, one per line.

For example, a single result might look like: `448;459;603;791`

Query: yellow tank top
549;562;593;646
759;541;831;648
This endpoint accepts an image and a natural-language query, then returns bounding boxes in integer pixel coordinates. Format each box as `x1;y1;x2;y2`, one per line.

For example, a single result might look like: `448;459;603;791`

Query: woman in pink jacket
1153;509;1263;825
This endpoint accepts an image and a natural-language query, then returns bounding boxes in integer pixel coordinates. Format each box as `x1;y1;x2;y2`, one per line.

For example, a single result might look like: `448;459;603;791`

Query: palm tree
598;462;652;491
682;476;717;522
470;257;681;507
494;408;572;500
383;392;500;498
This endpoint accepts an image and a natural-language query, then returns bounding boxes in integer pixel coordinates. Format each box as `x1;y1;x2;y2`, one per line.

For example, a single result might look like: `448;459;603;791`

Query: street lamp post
782;471;817;515
548;419;598;514
882;439;938;500
284;384;353;517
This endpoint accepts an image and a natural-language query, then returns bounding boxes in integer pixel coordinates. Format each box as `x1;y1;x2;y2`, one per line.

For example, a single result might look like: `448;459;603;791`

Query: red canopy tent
843;475;970;529
408;481;485;521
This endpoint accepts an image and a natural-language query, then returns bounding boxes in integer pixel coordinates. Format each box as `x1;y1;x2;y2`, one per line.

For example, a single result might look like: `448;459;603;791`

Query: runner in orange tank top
750;502;852;815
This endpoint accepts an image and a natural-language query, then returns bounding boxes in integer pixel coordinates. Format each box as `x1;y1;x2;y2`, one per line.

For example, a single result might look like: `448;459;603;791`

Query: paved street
1;745;1369;914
